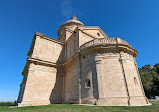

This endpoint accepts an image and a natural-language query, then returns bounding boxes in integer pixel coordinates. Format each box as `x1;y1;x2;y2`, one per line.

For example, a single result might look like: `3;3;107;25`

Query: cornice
35;32;63;45
27;57;57;67
22;56;63;76
57;22;84;32
80;44;138;57
82;26;108;38
80;30;97;39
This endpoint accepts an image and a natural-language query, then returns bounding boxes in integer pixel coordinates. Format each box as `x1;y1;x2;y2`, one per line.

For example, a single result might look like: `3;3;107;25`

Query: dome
64;15;84;25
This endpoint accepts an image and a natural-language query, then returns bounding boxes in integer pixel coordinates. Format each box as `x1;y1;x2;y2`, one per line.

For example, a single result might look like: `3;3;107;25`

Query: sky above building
0;0;159;101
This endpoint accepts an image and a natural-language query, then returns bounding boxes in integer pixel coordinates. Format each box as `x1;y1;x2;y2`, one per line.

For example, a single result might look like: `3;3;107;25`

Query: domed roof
64;15;84;25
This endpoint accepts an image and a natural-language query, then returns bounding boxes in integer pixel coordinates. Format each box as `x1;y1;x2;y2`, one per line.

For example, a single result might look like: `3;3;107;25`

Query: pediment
81;26;108;38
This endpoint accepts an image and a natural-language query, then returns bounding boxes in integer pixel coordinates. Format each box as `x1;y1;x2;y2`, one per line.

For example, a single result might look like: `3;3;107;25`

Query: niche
85;79;91;88
134;77;138;85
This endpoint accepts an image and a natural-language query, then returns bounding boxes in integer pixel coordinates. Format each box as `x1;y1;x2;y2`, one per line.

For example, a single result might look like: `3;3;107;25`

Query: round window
97;32;100;36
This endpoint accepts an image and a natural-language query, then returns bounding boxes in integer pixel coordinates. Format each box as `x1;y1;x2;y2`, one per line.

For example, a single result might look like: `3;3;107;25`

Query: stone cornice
27;57;57;67
22;56;63;76
76;26;97;39
80;38;132;49
80;30;97;39
82;26;108;38
80;44;138;57
57;22;84;33
35;32;63;45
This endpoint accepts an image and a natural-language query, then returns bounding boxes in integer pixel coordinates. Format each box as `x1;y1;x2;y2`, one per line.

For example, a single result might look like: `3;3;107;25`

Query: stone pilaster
119;51;130;105
95;55;106;105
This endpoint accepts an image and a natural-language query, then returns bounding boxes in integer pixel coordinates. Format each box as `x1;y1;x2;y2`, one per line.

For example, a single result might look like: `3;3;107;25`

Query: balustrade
80;38;131;50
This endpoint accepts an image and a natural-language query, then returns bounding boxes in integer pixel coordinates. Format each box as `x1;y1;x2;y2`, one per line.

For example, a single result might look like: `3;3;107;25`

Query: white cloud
61;0;73;18
60;0;85;19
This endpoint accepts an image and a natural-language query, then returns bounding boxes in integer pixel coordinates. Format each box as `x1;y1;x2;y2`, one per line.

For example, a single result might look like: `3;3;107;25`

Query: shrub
0;102;14;106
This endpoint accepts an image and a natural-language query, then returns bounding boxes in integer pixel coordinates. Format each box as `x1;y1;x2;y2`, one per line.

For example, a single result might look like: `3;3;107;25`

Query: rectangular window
85;79;91;88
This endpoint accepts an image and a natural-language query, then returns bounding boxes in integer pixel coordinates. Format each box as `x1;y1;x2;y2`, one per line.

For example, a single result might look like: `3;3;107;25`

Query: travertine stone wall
80;51;98;104
122;53;143;96
49;66;63;104
64;25;78;41
19;63;57;106
120;52;148;105
79;44;149;106
32;35;62;63
64;58;80;103
79;30;94;47
95;49;129;106
102;51;127;96
80;49;129;105
66;33;79;60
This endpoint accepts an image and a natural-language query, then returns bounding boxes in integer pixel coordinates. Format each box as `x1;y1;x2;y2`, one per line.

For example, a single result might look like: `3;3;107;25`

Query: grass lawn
0;101;159;112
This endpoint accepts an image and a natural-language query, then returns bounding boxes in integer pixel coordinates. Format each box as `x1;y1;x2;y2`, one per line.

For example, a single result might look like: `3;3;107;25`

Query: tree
140;71;153;98
139;64;159;98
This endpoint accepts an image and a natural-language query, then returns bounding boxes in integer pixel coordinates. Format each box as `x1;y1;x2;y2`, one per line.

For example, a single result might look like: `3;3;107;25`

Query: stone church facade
17;16;150;106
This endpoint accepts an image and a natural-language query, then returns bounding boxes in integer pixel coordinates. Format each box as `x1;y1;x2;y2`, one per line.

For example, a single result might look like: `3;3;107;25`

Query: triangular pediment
81;26;108;38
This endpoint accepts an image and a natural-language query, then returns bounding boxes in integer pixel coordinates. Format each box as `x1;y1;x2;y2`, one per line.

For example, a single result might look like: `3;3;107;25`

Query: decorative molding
27;57;57;67
35;32;63;45
80;38;137;57
82;26;108;38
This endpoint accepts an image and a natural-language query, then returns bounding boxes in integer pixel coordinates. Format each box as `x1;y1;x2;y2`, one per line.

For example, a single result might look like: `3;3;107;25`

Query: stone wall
79;41;149;106
121;52;148;106
32;35;62;63
79;31;94;47
80;51;98;104
66;33;79;60
63;58;80;103
95;49;129;106
19;63;57;106
49;66;63;104
18;33;63;106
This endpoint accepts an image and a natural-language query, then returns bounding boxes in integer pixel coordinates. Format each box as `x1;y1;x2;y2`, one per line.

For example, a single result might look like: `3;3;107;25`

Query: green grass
0;101;159;112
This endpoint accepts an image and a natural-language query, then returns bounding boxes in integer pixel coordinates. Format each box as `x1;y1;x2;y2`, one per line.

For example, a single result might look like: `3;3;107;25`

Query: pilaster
119;51;130;105
95;54;106;105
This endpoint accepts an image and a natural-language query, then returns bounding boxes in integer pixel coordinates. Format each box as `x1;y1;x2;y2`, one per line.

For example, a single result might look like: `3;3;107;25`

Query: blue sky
0;0;159;101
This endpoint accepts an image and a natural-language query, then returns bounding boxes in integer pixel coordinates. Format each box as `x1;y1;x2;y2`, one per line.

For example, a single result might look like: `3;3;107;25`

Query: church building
17;16;150;106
